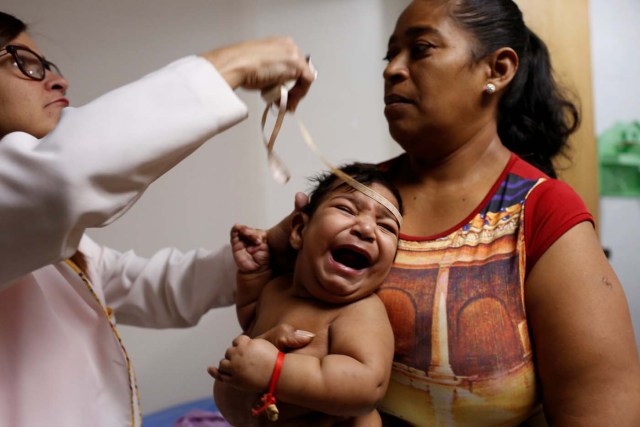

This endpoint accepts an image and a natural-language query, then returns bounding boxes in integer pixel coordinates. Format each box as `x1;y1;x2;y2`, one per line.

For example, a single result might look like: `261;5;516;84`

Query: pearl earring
485;83;497;94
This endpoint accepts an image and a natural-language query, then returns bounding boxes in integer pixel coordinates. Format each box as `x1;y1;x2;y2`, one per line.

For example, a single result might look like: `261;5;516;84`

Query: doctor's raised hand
203;37;315;112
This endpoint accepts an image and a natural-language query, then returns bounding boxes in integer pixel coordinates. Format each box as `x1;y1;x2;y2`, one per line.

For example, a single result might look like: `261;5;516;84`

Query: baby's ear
289;212;309;250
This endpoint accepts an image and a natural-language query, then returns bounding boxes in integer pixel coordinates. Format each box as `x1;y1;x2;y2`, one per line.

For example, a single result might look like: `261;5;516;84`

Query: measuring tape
260;80;403;226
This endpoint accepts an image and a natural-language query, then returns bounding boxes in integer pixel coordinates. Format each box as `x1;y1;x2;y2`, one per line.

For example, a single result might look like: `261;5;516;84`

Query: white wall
590;0;640;347
3;0;407;414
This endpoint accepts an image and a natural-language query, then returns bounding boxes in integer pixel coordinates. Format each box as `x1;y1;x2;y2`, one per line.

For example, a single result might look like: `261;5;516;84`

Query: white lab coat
0;56;248;426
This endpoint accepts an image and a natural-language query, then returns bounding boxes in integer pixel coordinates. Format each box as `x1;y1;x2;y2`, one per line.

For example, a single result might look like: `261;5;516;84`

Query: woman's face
383;0;490;152
0;32;68;139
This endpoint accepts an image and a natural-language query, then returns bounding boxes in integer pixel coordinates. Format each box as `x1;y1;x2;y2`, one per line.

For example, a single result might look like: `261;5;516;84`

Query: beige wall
516;0;599;225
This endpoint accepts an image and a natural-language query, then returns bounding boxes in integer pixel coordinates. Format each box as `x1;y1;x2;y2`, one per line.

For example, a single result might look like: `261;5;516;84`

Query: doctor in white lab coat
0;10;315;427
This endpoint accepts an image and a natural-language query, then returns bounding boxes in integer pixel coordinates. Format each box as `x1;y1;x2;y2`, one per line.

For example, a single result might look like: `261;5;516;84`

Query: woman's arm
525;222;640;426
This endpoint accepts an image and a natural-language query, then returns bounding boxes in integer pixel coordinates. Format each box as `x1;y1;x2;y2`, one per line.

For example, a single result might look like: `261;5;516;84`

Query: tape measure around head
260;84;403;227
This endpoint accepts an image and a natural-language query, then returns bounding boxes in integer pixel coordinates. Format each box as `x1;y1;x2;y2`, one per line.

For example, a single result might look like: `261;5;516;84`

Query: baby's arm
230;224;272;330
213;295;394;417
279;295;394;415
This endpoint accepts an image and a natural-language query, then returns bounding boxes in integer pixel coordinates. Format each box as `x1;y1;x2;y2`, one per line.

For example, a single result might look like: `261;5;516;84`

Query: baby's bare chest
250;293;343;358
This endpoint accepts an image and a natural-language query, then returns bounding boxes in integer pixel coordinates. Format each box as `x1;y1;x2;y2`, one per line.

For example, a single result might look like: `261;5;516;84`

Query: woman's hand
201;37;316;111
266;191;309;272
256;323;315;351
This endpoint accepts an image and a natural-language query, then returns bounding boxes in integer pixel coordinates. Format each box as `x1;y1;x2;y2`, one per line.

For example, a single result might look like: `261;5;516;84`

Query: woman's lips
46;97;69;108
384;94;413;105
384;93;415;117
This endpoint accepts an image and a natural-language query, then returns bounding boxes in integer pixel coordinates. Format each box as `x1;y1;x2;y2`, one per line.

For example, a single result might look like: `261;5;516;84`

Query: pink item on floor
173;409;232;427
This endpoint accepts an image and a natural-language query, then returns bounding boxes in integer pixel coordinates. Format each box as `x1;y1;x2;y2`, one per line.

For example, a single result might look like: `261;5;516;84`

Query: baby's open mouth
331;247;371;270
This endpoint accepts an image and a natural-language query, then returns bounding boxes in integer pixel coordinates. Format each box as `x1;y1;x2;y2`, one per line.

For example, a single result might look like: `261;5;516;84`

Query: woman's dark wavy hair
450;0;580;178
303;162;404;218
0;12;26;48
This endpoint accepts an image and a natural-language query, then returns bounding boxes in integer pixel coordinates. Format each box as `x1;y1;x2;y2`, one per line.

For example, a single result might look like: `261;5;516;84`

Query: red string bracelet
251;351;285;421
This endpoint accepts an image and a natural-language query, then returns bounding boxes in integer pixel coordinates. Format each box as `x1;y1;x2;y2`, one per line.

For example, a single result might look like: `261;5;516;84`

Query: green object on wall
598;121;640;197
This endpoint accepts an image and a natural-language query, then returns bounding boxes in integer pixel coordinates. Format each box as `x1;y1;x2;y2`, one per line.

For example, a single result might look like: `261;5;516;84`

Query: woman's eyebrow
388;25;443;46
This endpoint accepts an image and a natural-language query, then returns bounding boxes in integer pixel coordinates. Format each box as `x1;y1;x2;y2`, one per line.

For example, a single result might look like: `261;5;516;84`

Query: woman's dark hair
303;162;404;218
450;0;580;178
0;12;27;48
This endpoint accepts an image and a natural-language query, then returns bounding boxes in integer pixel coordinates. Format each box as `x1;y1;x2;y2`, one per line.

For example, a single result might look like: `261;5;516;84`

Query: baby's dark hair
302;162;403;219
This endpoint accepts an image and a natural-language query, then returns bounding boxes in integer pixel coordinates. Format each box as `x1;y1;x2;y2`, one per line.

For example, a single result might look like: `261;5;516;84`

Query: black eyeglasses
0;45;62;81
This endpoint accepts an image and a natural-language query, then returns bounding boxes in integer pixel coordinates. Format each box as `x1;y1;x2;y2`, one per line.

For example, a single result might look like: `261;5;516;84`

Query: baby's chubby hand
208;335;279;392
207;326;314;391
230;224;270;273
